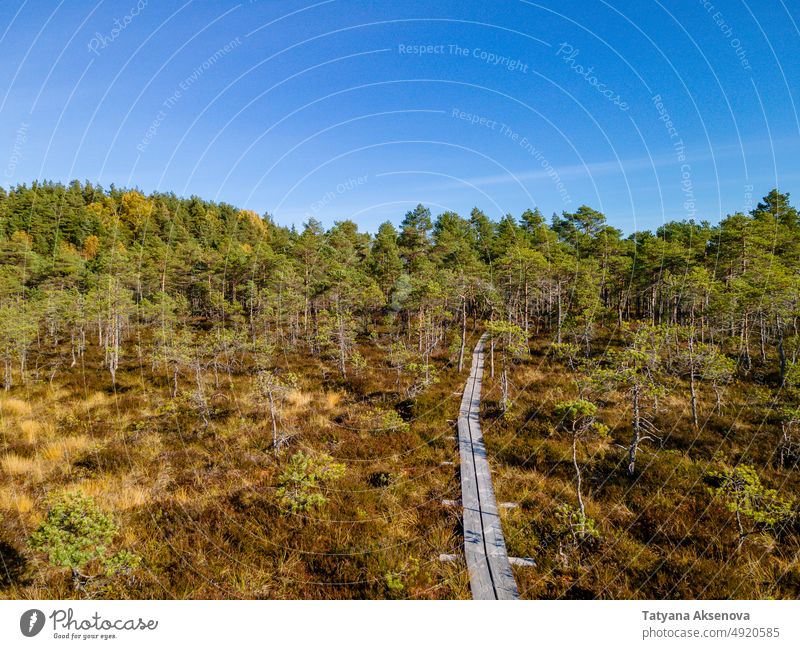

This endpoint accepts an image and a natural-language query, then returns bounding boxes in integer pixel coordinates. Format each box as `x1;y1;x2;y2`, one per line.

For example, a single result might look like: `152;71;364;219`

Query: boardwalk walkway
457;334;520;600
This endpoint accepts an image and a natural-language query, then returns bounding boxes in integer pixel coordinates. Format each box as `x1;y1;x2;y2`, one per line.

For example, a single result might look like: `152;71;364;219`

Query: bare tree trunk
735;509;746;549
627;382;641;476
193;360;209;429
109;315;120;386
19;348;27;384
457;296;467;373
501;356;509;415
523;279;529;335
418;308;423;354
714;385;723;413
172;365;179;398
777;315;787;387
336;309;347;379
556;283;563;345
741;313;752;371
267;387;278;456
572;432;585;528
689;369;699;430
688;330;699;430
490;337;495;379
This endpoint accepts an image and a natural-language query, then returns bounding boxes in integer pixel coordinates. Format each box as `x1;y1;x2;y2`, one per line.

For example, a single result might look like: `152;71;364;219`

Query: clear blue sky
1;0;799;233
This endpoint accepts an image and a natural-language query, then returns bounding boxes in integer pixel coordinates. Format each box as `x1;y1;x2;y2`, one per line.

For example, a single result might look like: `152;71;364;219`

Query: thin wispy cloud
433;141;760;191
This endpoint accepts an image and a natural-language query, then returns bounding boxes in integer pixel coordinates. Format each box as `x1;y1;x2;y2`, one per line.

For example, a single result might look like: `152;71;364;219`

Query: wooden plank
457;334;520;600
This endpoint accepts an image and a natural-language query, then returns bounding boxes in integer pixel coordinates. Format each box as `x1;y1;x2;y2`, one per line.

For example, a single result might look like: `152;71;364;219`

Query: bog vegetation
0;181;799;598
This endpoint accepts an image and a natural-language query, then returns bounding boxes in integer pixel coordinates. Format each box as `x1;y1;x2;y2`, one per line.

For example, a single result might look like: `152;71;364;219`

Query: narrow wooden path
457;334;520;600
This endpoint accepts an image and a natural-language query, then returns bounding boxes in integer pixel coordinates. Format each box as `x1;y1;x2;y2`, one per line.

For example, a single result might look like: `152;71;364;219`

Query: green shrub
707;464;794;546
276;452;345;513
30;491;139;588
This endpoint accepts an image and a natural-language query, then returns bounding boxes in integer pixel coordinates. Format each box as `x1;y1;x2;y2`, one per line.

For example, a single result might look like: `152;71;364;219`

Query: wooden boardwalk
457;334;520;600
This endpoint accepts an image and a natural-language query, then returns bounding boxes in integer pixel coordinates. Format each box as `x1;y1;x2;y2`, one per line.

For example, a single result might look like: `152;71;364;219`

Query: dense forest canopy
1;180;798;375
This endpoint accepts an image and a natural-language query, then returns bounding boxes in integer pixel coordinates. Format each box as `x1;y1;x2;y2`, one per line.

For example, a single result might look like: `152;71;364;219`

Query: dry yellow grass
46;386;71;401
286;389;312;409
18;419;43;444
120;527;139;546
516;367;547;384
311;413;332;431
0;487;34;513
40;435;92;463
2;453;33;475
39;443;63;463
70;475;150;510
0;434;88;478
1;453;43;479
0;397;32;417
83;391;109;408
323;391;342;410
112;485;149;510
171;486;193;505
18;419;42;434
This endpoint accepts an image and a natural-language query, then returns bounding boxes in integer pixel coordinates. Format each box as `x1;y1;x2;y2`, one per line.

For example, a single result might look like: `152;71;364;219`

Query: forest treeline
0;180;798;389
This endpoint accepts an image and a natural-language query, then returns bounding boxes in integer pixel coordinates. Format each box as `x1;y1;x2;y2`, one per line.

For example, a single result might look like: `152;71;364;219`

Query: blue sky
1;0;799;233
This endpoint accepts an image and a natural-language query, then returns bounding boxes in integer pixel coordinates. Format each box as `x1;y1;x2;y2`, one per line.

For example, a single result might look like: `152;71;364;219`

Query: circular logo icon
20;609;45;637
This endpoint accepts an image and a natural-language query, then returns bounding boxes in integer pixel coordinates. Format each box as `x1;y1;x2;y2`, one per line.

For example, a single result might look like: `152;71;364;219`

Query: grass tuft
0;398;32;417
